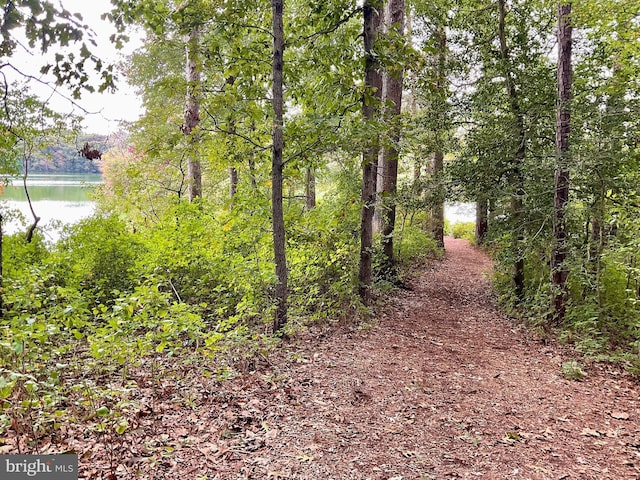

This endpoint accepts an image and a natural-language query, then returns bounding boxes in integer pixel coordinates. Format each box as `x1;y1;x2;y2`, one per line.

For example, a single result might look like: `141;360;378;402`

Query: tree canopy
1;0;640;460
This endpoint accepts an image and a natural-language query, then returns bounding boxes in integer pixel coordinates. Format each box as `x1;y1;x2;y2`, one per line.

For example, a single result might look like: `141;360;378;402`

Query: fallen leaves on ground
5;238;640;479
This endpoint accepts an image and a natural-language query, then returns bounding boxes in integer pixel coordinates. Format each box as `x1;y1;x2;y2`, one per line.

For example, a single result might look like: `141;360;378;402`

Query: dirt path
84;238;640;479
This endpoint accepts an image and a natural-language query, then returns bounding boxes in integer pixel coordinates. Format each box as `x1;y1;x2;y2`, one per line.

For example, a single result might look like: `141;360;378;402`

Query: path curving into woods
80;238;640;479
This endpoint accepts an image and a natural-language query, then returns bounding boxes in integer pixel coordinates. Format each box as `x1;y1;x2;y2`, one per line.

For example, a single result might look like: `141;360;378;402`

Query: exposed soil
14;238;640;479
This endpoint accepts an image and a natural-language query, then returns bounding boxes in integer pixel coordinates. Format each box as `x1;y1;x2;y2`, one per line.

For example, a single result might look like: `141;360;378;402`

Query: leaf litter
5;238;640;479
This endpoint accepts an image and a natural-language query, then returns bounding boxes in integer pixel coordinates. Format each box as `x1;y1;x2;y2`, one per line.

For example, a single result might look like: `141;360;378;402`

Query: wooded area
0;0;639;470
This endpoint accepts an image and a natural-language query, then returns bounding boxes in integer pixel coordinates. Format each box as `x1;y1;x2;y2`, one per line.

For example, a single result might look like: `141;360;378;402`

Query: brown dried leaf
610;411;630;420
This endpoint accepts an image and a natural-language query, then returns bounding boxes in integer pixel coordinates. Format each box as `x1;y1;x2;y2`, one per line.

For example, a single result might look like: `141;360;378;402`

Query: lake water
0;173;475;242
1;174;100;241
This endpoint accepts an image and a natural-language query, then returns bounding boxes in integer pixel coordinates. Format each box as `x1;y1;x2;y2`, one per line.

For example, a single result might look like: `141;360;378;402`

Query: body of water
0;174;475;242
1;174;101;240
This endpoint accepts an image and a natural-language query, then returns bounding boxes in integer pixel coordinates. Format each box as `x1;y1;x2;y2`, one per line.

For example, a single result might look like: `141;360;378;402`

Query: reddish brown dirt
19;238;640;479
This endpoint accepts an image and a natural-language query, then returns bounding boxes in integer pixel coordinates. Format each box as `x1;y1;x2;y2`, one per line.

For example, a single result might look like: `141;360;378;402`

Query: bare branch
202;107;271;151
2;63;102;116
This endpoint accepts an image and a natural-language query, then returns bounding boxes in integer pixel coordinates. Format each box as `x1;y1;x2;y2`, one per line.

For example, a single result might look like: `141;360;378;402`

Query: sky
15;0;145;134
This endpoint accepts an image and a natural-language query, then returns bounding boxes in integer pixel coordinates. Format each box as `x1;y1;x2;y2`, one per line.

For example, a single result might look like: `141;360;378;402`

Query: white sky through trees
60;0;143;133
12;0;144;134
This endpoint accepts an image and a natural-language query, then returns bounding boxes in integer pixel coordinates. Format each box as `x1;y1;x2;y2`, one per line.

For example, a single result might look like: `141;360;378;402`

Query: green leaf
96;406;110;416
114;419;129;435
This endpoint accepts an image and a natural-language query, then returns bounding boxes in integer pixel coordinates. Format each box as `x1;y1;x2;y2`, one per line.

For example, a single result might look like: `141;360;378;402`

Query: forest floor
26;238;640;479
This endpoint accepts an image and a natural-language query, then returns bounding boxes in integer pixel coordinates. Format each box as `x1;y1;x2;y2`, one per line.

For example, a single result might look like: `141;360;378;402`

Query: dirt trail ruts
80;238;640;479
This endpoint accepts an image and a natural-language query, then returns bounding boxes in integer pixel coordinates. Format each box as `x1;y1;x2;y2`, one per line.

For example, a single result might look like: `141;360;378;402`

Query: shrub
451;222;475;243
395;224;440;264
53;215;143;305
287;199;360;320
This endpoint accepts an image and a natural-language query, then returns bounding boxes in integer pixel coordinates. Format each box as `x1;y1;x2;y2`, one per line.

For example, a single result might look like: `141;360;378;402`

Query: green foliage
288;200;361;321
89;283;206;364
0;1;115;98
6;0;640;456
451;222;475;243
561;360;586;381
395;224;440;264
135;199;274;324
54;215;143;305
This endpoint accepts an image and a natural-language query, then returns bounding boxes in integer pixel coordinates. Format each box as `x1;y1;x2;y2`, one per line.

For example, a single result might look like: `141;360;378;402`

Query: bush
287;199;360;320
53;215;143;305
395;225;440;263
451;222;475;242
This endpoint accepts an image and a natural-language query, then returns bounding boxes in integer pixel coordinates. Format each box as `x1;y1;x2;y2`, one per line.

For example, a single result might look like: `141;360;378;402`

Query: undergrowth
487;227;640;378
0;195;440;451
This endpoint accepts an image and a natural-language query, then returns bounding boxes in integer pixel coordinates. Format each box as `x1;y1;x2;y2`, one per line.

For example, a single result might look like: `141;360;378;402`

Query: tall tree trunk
373;7;389;238
305;166;316;210
183;27;202;202
498;0;526;303
271;0;288;332
373;82;387;235
358;0;384;303
475;196;488;245
248;121;259;190
551;3;573;322
431;150;445;247
226;76;238;202
248;155;258;190
431;27;446;249
380;0;405;271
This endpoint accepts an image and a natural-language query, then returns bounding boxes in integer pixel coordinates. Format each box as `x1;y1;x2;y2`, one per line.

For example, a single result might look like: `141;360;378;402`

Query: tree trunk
229;167;238;199
358;0;384;303
248;155;258;190
271;0;288;332
23;159;40;243
305;167;316;210
431;151;445;248
379;0;405;272
498;0;526;303
475;196;488;245
226;77;238;202
248;121;258;190
431;27;446;250
551;3;573;323
373;110;386;234
184;27;202;202
373;1;391;236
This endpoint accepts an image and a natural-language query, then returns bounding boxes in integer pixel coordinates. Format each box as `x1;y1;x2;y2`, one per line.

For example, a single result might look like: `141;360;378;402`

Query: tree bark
379;0;405;272
183;27;202;202
305;166;316;210
475;196;488;245
431;150;445;248
226;77;238;202
431;27;446;249
23;159;40;243
229;167;238;199
248;154;258;190
498;0;526;303
373;85;387;235
358;0;384;303
271;0;288;332
551;3;573;323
